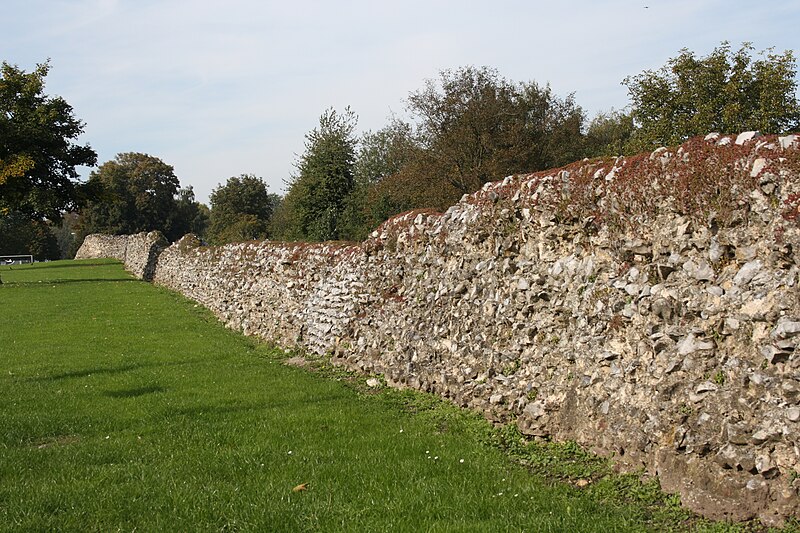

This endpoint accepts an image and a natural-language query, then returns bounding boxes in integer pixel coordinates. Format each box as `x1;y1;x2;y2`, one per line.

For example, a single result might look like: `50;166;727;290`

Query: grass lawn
0;260;779;532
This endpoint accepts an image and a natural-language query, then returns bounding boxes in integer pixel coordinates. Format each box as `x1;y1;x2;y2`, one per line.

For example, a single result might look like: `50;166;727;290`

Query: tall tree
169;186;209;241
77;153;180;240
277;107;358;242
207;174;276;244
0;60;97;221
405;66;585;201
623;42;800;151
336;120;420;241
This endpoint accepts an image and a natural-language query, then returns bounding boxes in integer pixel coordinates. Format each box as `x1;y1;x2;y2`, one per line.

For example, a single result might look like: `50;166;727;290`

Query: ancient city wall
75;230;167;280
76;133;800;525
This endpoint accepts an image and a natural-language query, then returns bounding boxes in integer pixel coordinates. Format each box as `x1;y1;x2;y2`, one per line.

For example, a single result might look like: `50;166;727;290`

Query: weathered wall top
76;132;800;525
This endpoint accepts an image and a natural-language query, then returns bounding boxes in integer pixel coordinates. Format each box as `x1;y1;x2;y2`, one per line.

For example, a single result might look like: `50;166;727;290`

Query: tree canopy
171;186;210;241
275;107;358;242
77;152;194;242
0;211;59;260
0;61;97;221
207;174;277;244
405;66;585;201
623;42;800;151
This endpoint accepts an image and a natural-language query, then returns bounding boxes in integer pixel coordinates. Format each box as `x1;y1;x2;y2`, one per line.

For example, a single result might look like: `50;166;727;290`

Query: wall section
76;231;167;280
76;133;800;525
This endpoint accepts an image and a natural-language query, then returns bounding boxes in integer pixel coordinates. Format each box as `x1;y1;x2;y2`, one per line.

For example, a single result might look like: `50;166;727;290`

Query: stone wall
77;133;800;525
75;231;167;280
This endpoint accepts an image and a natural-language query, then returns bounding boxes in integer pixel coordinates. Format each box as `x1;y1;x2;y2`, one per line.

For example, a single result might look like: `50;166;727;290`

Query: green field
0;260;777;531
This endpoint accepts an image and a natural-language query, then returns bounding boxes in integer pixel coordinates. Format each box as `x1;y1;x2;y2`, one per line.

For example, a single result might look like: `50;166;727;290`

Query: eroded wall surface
76;231;167;280
76;133;800;525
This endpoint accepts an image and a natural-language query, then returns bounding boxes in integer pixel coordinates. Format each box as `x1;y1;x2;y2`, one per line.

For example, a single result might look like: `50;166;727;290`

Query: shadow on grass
28;359;211;383
29;364;143;382
0;260;120;270
166;393;347;418
104;385;167;398
1;278;136;286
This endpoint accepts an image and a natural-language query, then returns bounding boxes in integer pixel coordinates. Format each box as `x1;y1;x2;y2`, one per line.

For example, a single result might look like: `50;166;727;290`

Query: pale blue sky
3;0;799;203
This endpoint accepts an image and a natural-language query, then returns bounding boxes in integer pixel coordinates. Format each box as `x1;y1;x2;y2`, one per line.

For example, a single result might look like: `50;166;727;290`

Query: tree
335;120;420;241
77;153;180;240
0;60;97;221
50;211;81;259
353;120;418;186
404;66;585;205
623;42;800;151
277;108;358;241
169;186;209;241
207;174;276;244
0;211;59;260
584;109;635;157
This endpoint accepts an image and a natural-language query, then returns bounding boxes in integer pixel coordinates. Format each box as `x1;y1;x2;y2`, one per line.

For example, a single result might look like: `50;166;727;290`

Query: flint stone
696;381;718;393
683;259;716;281
707;285;724;296
761;345;790;365
677;333;715;355
779;134;799;149
651;297;675;321
734;260;763;286
724;317;740;333
736;131;761;145
755;454;778;477
771;321;800;339
735;246;757;261
751;429;777;445
524;401;546;418
750;158;768;178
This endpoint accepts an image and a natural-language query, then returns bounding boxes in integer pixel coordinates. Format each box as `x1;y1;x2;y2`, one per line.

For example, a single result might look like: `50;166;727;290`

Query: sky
3;0;799;204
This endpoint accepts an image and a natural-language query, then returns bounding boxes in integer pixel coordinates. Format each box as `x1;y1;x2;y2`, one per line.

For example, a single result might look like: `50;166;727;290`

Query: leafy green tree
336;120;420;241
0;211;59;260
0;60;97;221
353;120;418;186
169;186;209;241
277;108;358;241
77;153;180;240
406;66;585;202
623;42;800;151
50;211;80;259
207;174;277;244
584;109;635;157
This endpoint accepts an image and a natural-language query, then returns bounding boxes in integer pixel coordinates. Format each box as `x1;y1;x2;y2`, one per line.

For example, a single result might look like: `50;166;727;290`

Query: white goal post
0;255;34;265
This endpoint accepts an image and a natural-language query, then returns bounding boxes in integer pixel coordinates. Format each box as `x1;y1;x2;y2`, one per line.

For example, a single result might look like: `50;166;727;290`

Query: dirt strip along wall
76;132;800;525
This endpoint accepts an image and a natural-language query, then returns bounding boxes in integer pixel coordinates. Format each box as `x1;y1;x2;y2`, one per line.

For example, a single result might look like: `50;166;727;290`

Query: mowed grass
0;260;768;532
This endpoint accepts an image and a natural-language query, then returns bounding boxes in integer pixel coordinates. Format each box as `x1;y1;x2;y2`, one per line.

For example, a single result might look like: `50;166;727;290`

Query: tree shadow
0;260;121;270
104;385;167;398
2;278;136;286
28;364;143;382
